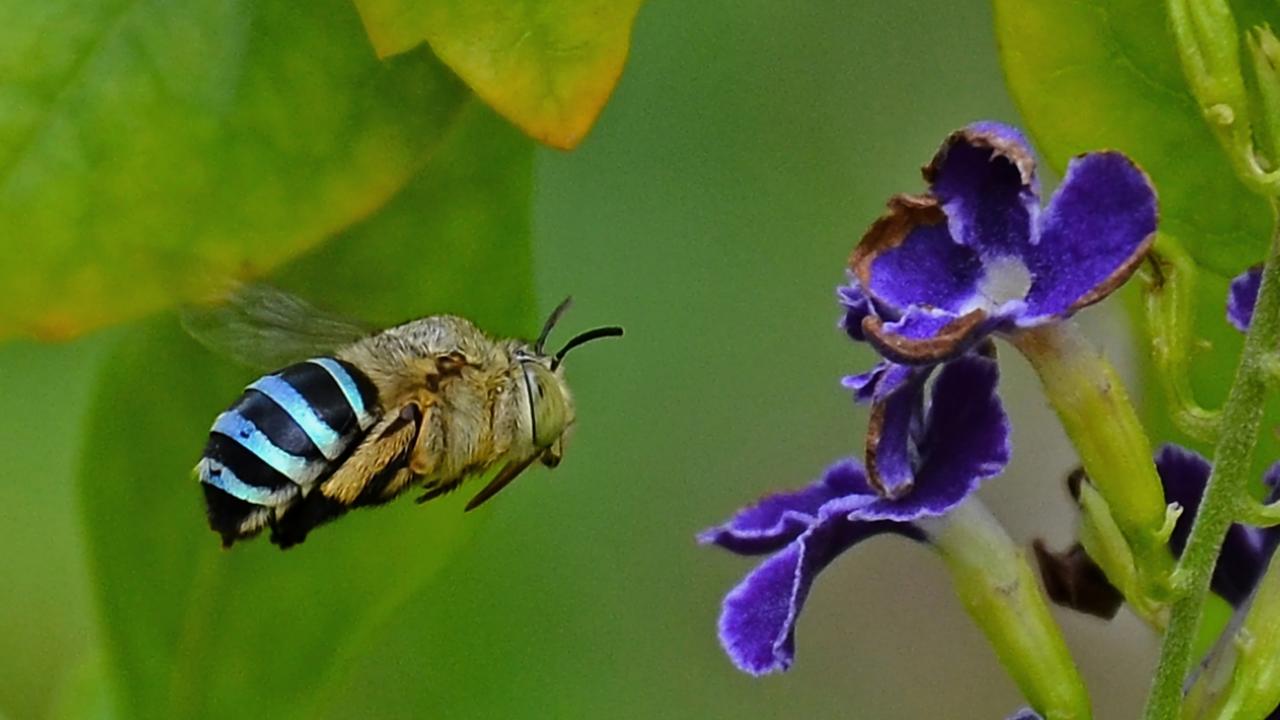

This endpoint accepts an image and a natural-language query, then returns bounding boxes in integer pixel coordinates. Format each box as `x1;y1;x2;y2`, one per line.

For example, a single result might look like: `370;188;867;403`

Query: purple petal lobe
1156;444;1271;606
925;123;1038;257
841;366;882;404
698;459;876;555
1023;152;1157;320
838;279;872;342
1005;711;1045;720
862;307;989;365
866;223;984;314
856;354;1009;521
865;364;930;497
1228;266;1262;332
716;502;904;675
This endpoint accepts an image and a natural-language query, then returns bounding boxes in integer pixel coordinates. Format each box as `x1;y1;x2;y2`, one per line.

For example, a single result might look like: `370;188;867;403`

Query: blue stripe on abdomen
199;358;379;533
247;374;347;460
211;411;325;487
197;457;298;507
309;358;376;430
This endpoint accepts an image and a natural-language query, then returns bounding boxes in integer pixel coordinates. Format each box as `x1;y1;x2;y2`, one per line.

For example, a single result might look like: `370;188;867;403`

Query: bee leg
320;402;423;505
464;455;539;511
408;403;445;477
357;466;417;507
416;477;462;504
269;493;349;549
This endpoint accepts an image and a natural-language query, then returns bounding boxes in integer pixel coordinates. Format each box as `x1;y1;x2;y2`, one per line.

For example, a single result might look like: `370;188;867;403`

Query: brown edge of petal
1067;226;1157;312
1065;154;1159;315
848;193;944;289
861;310;987;365
922;125;1037;188
863;396;912;500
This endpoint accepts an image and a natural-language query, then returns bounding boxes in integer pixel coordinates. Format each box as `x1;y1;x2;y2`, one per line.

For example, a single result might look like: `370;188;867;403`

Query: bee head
520;298;623;452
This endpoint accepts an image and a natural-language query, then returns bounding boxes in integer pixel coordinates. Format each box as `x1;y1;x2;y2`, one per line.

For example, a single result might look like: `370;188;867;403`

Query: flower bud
1204;554;1280;719
1169;0;1247;124
1248;25;1280;170
1168;0;1255;183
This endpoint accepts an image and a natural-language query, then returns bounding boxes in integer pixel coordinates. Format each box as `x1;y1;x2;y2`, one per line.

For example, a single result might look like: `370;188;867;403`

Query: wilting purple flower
846;122;1157;365
1228;266;1262;332
1158;444;1280;607
699;355;1009;674
841;283;1003;498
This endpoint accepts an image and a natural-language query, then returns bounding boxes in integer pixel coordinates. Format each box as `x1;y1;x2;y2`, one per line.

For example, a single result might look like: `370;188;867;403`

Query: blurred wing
181;284;375;369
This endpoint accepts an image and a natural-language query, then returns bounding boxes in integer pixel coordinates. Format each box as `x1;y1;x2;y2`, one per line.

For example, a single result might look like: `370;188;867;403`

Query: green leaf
49;652;118;720
77;103;534;720
994;0;1275;277
0;0;468;341
352;0;643;149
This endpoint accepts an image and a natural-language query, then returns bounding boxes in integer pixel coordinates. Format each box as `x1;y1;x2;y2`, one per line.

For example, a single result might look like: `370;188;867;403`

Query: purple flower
1039;445;1280;616
699;355;1009;674
1157;444;1280;607
842;284;1003;498
846;122;1157;364
1228;265;1262;332
1006;711;1044;720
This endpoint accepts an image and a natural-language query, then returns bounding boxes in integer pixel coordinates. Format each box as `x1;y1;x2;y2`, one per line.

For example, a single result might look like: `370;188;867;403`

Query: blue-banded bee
185;287;621;549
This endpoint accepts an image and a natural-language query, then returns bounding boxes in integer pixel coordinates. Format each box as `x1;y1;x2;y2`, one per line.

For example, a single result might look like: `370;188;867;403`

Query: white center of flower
968;256;1033;312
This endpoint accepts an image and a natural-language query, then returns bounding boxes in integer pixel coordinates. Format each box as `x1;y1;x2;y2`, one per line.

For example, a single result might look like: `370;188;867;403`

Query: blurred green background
1;1;1163;718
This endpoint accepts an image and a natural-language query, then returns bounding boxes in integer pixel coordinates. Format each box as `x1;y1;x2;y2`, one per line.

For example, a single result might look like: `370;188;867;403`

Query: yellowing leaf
0;0;468;341
354;0;643;149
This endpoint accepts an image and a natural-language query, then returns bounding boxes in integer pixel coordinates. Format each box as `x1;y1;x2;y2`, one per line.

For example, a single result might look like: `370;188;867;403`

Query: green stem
924;499;1091;720
1145;235;1222;442
1142;206;1280;720
1012;322;1176;603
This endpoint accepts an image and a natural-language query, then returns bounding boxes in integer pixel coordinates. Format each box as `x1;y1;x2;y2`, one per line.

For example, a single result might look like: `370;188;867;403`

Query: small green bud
1168;0;1248;123
1167;0;1263;188
1076;480;1171;626
1202;555;1280;719
1248;25;1280;170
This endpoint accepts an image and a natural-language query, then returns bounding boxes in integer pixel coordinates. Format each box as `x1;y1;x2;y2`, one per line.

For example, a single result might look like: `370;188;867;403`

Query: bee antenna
535;297;574;354
552;326;624;370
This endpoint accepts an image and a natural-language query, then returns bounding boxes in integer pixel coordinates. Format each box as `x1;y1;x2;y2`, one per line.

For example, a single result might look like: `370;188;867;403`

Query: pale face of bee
519;353;573;458
186;288;621;549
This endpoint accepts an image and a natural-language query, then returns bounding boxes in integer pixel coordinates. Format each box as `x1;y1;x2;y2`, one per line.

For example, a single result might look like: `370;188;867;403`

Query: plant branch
1142;201;1280;720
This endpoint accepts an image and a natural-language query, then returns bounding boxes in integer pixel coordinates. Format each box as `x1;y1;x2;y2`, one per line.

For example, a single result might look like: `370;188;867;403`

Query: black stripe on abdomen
198;358;383;547
276;362;361;437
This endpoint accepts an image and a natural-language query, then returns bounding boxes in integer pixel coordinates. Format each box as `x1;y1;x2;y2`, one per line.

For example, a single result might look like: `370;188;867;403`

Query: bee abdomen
198;357;379;546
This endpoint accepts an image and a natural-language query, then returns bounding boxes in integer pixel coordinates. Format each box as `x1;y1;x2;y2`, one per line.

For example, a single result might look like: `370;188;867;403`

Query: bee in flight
185;286;622;549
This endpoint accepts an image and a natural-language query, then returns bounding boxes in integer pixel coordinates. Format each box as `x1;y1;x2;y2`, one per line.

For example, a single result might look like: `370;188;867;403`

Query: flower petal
838;279;872;343
864;363;930;497
698;459;875;555
856;354;1009;521
1228;266;1262;332
1031;540;1124;620
1005;710;1045;720
1157;444;1271;606
716;499;910;675
862;306;990;365
1022;152;1157;321
924;122;1039;257
860;213;984;315
841;366;883;404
